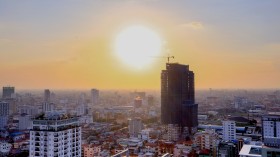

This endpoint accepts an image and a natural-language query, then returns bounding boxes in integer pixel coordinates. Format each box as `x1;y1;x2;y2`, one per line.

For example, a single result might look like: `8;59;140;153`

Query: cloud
179;21;204;30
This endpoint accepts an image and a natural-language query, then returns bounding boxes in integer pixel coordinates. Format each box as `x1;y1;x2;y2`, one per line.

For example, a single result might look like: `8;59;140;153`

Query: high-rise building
134;96;142;108
29;112;81;157
147;95;154;107
42;102;55;113
0;116;8;130
2;86;15;99
44;89;51;102
18;113;31;130
161;63;198;133
262;114;280;147
194;130;219;151
128;117;143;137
0;101;9;116
167;124;181;141
91;89;99;105
222;121;236;141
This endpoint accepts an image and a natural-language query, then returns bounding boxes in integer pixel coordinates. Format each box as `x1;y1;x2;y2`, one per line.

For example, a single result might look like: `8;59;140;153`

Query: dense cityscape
0;63;279;156
1;1;280;157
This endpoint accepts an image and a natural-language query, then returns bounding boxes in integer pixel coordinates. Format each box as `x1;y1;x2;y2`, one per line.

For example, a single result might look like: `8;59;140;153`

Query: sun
114;26;162;69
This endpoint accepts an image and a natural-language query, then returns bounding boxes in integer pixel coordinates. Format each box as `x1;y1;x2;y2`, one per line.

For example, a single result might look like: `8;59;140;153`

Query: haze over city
1;0;279;90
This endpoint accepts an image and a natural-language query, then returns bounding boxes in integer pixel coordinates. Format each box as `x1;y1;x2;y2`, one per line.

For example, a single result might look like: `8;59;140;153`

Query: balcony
54;138;58;142
35;143;40;147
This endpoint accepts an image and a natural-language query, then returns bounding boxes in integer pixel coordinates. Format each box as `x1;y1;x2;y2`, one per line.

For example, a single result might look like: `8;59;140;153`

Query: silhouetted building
134;96;142;108
147;95;154;107
44;89;51;102
0;101;9;116
2;86;15;99
161;63;198;133
91;89;99;105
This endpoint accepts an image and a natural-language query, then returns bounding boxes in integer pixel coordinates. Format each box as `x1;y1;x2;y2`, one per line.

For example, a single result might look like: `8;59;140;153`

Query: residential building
167;124;180;142
128;117;143;137
0;101;9;116
83;144;101;157
222;121;236;141
194;130;218;151
42;102;55;113
262;114;280;147
29;112;81;157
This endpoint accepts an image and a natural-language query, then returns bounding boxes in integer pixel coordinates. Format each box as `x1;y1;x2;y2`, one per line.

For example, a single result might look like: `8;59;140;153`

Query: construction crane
150;54;175;63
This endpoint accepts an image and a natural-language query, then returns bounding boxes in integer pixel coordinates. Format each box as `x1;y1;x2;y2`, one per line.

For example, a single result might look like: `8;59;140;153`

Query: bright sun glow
114;26;162;69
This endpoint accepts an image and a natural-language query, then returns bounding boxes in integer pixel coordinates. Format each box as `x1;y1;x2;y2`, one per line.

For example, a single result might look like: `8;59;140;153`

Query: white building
262;115;280;147
0;142;12;155
29;112;82;157
0;101;9;116
239;144;262;157
222;121;236;141
128;117;143;137
42;102;55;113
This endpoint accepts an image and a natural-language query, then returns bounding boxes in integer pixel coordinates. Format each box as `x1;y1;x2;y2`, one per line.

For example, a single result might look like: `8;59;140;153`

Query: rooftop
32;112;78;121
239;144;262;157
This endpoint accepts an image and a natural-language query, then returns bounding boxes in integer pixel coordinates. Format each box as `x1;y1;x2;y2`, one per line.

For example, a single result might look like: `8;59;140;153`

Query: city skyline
1;0;280;90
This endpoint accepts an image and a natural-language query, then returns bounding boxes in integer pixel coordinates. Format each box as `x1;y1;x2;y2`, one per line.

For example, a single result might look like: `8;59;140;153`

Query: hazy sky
0;0;279;89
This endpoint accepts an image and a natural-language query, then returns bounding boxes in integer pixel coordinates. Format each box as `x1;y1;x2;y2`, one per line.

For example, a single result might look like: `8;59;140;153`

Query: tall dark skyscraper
2;86;15;99
161;63;198;133
44;89;51;102
91;89;99;105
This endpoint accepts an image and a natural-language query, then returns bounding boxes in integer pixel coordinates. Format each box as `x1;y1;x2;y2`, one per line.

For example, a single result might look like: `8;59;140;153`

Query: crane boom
149;54;175;63
167;55;174;63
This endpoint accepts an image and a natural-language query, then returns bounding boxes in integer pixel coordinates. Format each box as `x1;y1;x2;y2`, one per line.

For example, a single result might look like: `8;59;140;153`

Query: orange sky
0;1;279;90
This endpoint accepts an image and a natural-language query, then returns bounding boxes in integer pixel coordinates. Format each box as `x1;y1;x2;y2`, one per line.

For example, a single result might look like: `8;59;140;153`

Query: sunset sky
0;0;279;90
